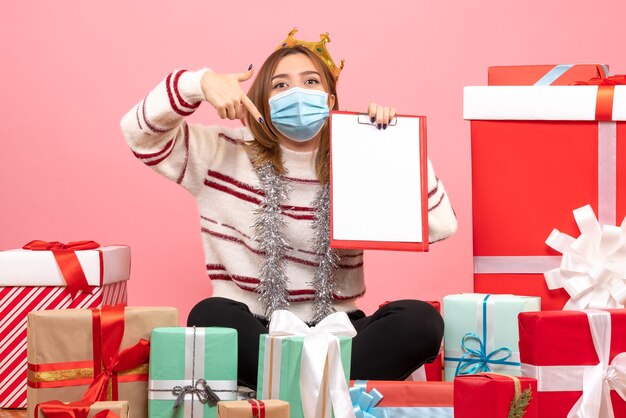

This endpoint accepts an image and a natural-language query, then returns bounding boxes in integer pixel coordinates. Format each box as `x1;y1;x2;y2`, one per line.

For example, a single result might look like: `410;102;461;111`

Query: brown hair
245;45;339;184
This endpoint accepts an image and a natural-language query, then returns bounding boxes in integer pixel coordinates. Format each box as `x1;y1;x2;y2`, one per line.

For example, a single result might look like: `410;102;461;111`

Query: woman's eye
273;82;288;89
305;78;320;85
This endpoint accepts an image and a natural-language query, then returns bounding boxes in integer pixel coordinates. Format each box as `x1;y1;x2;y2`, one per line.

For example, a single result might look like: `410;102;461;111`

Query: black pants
187;297;443;389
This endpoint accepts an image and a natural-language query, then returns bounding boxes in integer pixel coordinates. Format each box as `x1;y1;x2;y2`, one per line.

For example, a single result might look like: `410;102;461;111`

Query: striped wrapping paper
0;245;130;409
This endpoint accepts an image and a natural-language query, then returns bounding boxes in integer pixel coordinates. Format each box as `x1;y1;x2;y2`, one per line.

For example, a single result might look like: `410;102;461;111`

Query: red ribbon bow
575;75;626;86
80;304;151;403
574;75;626;121
36;401;119;418
22;240;101;299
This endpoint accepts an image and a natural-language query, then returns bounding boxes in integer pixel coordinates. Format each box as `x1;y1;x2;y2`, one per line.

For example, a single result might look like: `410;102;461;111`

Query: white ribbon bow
544;204;626;309
567;310;626;418
269;310;357;418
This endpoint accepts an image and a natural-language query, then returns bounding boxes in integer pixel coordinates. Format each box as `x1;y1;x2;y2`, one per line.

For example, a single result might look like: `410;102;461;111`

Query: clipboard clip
356;113;398;126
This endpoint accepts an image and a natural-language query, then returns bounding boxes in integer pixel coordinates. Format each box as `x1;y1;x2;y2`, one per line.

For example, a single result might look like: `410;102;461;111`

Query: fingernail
258;117;264;124
383;124;387;130
377;124;381;130
248;64;253;71
370;117;375;123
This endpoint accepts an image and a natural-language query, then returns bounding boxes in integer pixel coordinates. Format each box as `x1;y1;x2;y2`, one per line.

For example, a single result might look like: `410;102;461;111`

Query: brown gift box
27;307;178;418
36;401;130;418
217;400;289;417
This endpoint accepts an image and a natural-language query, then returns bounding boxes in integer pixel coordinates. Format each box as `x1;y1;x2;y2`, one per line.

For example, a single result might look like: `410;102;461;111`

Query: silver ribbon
172;378;221;408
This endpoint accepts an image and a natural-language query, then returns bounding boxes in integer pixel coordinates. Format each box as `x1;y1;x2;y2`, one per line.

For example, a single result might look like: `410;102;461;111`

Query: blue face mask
268;87;330;142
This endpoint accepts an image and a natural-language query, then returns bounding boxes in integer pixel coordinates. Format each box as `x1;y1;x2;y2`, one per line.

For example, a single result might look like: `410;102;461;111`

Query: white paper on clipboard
330;112;425;244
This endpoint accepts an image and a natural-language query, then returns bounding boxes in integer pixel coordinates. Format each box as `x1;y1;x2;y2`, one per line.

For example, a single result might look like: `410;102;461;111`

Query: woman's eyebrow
271;70;320;81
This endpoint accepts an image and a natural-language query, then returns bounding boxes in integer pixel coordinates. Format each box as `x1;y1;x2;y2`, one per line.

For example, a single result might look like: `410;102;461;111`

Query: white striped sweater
120;69;457;322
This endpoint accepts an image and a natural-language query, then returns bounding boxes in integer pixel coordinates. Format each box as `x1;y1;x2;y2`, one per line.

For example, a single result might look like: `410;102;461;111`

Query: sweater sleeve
426;158;458;243
120;68;218;195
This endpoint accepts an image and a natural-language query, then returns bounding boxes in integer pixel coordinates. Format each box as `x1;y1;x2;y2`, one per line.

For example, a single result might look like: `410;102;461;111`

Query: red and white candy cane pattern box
0;242;130;408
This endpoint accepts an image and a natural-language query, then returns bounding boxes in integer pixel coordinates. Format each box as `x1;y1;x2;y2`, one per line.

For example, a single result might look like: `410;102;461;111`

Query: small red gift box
488;64;608;86
519;310;626;417
350;380;453;407
454;373;537;418
465;73;626;310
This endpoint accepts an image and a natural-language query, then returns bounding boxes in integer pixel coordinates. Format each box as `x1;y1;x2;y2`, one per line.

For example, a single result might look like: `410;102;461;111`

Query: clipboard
329;110;429;252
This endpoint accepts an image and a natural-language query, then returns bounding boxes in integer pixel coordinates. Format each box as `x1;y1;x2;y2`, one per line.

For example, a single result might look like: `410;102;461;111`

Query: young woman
121;32;457;389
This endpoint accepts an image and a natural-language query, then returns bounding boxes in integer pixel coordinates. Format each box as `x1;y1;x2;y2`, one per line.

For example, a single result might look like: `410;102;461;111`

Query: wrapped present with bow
465;71;626;310
0;241;130;409
257;310;355;418
488;64;608;86
148;327;238;418
36;400;129;418
453;373;537;418
26;305;178;418
443;293;540;381
519;309;626;417
217;400;289;417
349;380;453;417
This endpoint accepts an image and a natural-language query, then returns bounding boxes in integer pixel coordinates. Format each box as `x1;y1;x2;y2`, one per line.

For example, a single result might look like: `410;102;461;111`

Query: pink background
2;1;625;323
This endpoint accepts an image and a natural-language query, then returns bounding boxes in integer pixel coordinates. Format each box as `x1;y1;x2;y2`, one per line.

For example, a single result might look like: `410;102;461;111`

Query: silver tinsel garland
309;183;339;323
252;162;337;322
252;162;291;317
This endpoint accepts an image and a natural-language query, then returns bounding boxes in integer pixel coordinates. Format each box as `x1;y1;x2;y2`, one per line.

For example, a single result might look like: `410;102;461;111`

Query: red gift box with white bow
519;309;626;417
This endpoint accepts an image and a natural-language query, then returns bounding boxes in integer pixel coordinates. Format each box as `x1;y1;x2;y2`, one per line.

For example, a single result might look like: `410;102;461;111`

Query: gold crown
277;28;344;80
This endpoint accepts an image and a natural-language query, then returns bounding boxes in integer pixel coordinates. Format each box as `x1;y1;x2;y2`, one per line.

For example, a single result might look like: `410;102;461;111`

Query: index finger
241;94;264;124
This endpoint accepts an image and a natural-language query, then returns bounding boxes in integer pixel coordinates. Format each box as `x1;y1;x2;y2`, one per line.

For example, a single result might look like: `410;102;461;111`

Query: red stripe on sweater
166;73;194;116
284;175;319;185
201;215;254;240
202;227;363;269
204;180;263;205
201;228;315;267
135;105;143;129
207;170;264;196
428;192;445;212
142;98;169;133
202;228;264;255
210;274;363;301
132;139;174;159
206;264;226;271
218;133;245;145
176;123;190;184
428;179;440;198
202;181;316;221
282;205;315;212
143;138;176;166
173;70;201;109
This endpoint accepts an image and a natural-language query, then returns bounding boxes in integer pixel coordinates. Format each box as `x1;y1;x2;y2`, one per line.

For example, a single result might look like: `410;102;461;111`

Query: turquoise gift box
257;334;352;418
443;293;540;381
148;327;238;418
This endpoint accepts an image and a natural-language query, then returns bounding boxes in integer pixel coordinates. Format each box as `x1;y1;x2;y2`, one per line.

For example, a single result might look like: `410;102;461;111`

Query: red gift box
519;310;626;417
454;373;537;418
0;242;130;409
488;64;608;86
465;75;626;310
350;380;453;406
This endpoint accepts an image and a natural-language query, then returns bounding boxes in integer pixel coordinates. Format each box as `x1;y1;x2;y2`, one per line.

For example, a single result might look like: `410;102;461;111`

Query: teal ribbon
350;381;383;418
444;294;521;376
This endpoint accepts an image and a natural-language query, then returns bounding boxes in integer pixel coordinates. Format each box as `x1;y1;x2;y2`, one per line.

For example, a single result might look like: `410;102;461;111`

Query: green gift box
443;293;540;381
149;327;238;418
256;312;354;418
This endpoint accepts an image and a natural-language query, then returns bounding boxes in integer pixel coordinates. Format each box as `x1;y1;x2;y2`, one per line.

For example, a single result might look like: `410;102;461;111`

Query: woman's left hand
368;102;397;130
